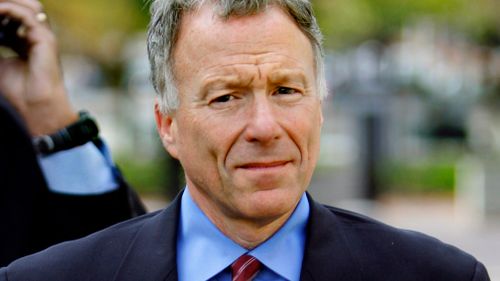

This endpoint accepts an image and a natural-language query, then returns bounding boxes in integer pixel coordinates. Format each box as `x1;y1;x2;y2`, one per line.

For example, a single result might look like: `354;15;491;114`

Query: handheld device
0;15;29;58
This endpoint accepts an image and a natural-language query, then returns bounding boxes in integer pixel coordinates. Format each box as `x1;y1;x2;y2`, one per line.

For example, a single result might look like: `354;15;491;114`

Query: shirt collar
177;187;309;281
248;193;309;280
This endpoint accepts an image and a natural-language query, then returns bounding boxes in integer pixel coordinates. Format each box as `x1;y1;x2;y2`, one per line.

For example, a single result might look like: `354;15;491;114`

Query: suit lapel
300;194;364;281
109;192;366;281
112;193;183;281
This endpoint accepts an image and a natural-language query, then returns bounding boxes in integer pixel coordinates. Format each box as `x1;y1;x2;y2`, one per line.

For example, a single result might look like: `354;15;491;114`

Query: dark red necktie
231;255;262;281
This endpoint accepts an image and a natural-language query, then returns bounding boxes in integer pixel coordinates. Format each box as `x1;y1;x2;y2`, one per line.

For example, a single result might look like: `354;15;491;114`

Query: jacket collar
300;193;363;281
112;191;362;281
112;192;183;281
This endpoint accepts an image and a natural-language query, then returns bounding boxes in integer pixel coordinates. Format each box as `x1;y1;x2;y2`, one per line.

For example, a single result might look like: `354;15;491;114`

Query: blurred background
38;0;499;278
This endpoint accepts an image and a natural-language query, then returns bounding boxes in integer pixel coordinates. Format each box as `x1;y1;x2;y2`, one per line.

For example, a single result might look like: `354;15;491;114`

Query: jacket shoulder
319;203;489;280
1;210;162;281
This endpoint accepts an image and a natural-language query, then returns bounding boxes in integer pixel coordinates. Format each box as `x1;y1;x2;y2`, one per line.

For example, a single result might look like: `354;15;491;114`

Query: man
0;0;491;280
0;0;145;266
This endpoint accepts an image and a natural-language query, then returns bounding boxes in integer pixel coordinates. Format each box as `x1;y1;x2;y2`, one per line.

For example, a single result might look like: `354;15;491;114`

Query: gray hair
147;0;327;114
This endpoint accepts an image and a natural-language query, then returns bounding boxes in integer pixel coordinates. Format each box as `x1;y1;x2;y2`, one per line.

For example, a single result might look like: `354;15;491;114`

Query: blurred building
58;20;500;216
311;20;500;218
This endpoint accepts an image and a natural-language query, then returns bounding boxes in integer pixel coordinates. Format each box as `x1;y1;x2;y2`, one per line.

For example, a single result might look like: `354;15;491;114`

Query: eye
211;94;235;103
275;86;299;95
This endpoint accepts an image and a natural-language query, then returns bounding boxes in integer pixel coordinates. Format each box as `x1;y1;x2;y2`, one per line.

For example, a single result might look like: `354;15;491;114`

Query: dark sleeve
0;268;6;281
0;95;146;266
471;261;491;281
0;94;50;266
39;176;147;251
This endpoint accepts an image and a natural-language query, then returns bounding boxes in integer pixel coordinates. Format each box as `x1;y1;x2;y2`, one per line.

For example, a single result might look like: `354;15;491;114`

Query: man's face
156;4;323;225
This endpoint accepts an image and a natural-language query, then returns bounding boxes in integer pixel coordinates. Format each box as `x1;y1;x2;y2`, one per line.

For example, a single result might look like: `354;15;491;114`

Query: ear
154;100;179;159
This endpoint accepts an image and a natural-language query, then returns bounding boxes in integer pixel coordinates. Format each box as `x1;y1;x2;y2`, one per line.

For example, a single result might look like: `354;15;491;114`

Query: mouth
237;160;291;170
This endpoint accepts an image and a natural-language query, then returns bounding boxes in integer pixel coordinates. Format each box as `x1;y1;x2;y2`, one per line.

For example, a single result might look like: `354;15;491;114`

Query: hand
0;0;78;136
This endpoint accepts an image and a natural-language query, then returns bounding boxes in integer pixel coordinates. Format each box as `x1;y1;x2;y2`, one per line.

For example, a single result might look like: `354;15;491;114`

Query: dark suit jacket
0;192;490;281
0;95;146;266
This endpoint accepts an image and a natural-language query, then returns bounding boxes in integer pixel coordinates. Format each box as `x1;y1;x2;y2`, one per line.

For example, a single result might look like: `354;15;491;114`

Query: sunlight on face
157;4;323;226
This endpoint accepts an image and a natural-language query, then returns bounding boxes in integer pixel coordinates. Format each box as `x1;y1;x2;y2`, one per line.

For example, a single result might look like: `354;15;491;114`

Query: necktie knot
231;255;261;281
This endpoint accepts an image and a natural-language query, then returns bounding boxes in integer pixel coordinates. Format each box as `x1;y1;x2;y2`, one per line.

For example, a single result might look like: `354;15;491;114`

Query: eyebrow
201;74;255;93
268;69;307;86
200;68;307;94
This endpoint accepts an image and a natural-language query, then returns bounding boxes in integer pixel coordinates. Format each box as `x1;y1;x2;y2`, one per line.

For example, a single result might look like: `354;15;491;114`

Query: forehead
180;3;297;38
172;4;315;79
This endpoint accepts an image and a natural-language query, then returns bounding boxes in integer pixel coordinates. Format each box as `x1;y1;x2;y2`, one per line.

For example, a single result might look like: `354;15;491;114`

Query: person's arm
0;0;77;136
39;138;147;250
0;0;146;266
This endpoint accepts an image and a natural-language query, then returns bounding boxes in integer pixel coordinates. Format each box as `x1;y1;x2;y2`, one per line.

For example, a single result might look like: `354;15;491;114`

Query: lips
237;160;291;170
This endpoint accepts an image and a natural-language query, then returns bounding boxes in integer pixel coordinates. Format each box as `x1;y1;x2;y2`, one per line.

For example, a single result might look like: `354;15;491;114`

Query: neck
214;210;293;249
187;187;295;249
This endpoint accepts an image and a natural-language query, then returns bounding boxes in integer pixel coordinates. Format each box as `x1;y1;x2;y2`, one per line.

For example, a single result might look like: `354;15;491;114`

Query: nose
243;96;283;144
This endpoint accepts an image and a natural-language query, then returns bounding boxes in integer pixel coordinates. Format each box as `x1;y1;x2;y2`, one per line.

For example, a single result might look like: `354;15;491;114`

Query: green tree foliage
42;0;150;63
40;1;498;71
312;0;499;49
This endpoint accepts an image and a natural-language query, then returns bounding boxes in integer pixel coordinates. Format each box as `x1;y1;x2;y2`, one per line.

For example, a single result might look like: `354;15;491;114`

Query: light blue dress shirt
38;141;118;195
177;187;310;281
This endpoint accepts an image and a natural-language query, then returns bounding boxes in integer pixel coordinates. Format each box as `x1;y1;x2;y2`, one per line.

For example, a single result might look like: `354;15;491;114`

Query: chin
239;188;302;221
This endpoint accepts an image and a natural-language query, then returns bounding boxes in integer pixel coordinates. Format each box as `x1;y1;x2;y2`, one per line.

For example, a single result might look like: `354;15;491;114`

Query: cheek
307;125;321;167
176;114;238;171
308;111;323;159
177;118;211;161
287;105;322;165
176;124;221;191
